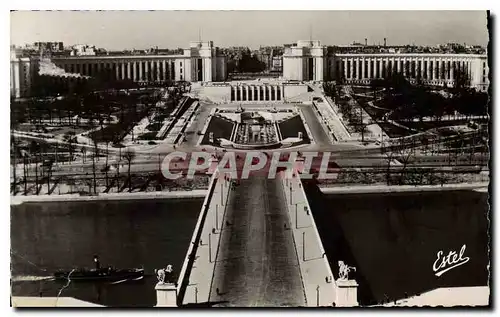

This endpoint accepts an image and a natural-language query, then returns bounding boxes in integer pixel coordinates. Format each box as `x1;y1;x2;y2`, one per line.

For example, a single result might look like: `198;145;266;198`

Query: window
180;62;183;67
180;68;183;74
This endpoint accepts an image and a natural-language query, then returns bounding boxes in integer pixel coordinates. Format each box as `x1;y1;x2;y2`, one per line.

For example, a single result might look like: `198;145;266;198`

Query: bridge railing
279;169;339;306
176;168;219;305
176;168;231;306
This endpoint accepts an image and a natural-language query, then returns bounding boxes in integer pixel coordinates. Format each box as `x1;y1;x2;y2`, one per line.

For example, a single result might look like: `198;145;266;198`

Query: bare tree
85;177;93;194
81;147;87;163
398;150;413;185
98;116;105;132
11;135;18;194
116;155;121;192
104;142;110;188
90;137;100;195
23;154;28;195
45;160;54;195
122;147;136;192
30;141;40;195
67;136;76;162
384;151;395;186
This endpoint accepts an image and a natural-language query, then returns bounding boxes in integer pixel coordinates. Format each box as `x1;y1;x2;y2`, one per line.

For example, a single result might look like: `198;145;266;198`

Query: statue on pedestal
155;268;166;283
338;261;356;280
155;265;174;284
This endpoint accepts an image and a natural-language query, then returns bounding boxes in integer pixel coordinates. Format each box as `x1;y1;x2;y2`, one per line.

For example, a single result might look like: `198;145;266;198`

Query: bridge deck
209;176;306;307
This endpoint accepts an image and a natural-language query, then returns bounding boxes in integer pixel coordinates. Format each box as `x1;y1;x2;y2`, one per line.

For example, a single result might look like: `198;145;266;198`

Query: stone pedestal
335;279;359;307
155;282;178;307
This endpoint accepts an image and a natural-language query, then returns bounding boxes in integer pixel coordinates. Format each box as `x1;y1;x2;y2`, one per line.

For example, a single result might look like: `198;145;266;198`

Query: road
209;176;306;307
298;105;332;146
14;94;484;178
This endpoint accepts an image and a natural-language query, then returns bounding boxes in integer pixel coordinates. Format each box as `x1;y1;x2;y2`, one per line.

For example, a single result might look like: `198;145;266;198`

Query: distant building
271;56;283;72
255;46;284;72
283;40;489;91
10;50;36;98
10;40;228;98
33;42;64;53
70;44;97;56
283;40;325;82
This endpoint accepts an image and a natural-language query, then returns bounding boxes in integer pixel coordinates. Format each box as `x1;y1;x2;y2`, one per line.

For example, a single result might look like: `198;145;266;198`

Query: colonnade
230;85;283;102
57;59;177;82
334;55;473;83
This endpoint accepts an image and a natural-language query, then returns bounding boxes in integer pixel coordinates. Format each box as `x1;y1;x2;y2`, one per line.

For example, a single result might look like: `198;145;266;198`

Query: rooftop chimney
384;38;387;47
365;38;367;46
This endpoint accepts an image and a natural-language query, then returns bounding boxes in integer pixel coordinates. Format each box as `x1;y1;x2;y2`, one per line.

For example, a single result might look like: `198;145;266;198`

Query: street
209;176;306;307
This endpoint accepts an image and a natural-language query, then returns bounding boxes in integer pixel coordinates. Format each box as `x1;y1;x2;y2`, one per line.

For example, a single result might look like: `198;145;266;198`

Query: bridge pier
335;279;359;307
155;282;178;307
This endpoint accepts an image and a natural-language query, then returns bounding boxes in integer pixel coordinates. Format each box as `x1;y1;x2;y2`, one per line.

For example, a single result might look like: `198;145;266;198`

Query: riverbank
10;190;207;206
319;182;489;194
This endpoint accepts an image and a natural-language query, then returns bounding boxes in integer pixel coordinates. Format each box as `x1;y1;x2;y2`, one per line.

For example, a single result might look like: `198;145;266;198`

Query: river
304;186;490;306
11;198;203;307
11;189;490;307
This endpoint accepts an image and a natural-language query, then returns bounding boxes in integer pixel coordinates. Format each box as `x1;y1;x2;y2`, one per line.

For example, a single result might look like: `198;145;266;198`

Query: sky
10;11;489;50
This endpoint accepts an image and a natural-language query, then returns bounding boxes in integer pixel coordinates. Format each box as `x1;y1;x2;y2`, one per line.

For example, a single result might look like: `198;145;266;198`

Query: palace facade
11;39;489;98
11;41;227;98
283;40;489;91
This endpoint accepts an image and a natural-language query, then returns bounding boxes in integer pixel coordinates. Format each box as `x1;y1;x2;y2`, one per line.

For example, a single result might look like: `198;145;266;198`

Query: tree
357;124;369;143
384;151;395;186
81;147;87;163
236;50;266;73
98;116;105;133
356;106;366;143
11;135;18;194
453;67;471;92
104;142;110;189
90;137;100;195
67;136;76;162
398;150;413;185
44;160;54;195
122;147;136;192
323;82;337;101
23;154;28;195
29;141;40;195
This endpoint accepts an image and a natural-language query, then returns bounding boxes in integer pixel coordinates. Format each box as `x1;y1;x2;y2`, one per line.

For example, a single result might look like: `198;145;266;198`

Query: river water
11;198;203;307
309;188;490;306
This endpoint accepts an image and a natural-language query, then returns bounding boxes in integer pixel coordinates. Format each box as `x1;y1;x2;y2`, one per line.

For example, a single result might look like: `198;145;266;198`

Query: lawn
278;115;310;142
200;115;235;145
378;122;413;138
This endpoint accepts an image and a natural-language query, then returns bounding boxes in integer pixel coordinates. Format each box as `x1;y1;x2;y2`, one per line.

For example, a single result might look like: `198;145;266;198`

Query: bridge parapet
174;168;231;306
279;169;359;307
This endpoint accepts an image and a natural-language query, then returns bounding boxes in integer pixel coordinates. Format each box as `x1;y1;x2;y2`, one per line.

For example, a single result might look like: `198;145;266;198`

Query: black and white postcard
9;10;491;308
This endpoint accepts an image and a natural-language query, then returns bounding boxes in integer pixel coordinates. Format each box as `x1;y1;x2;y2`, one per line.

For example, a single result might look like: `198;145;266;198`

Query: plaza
199;105;312;150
